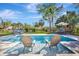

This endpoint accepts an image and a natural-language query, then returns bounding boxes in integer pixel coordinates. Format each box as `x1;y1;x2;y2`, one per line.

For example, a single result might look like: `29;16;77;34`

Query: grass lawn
0;30;13;36
25;30;49;34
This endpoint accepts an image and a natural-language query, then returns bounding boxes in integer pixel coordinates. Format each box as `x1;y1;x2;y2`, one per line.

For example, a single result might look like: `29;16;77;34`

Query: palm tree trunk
49;18;52;33
51;17;53;31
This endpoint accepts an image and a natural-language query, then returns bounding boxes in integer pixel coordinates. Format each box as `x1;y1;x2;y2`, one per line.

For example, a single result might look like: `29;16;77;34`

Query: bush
73;26;79;36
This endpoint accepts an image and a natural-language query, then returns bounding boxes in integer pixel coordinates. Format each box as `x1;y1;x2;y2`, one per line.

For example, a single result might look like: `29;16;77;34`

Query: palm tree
66;11;77;24
34;22;39;27
55;15;67;24
39;19;44;27
34;19;44;27
37;3;63;32
56;11;79;33
56;11;78;24
3;21;12;28
12;22;23;30
0;17;12;29
0;17;4;29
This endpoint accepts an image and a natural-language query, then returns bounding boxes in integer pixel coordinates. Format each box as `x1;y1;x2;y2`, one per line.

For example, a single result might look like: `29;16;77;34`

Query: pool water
0;35;76;43
0;35;22;42
31;35;76;44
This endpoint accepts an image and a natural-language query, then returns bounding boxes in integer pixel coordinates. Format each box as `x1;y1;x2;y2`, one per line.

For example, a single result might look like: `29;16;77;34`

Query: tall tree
56;11;79;33
56;11;78;25
37;3;63;32
0;17;4;28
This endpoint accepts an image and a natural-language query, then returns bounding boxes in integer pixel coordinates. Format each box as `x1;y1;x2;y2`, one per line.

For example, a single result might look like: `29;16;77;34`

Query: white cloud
0;8;42;23
24;3;38;13
26;15;42;19
0;9;22;20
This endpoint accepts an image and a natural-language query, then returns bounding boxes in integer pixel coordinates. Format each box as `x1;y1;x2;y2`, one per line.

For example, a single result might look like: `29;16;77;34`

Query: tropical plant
34;19;44;27
0;17;4;29
56;11;79;34
73;23;79;36
34;22;39;27
37;3;63;32
23;23;33;32
38;19;44;27
12;22;23;30
3;21;12;28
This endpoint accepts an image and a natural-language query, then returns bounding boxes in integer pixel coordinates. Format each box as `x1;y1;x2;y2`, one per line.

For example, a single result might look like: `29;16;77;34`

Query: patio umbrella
56;22;69;26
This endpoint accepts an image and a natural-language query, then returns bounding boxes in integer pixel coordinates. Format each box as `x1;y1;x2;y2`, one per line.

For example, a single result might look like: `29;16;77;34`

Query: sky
0;3;78;26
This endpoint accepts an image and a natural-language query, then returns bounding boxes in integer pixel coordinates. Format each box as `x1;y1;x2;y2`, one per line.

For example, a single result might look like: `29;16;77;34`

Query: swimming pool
0;34;76;54
0;34;76;43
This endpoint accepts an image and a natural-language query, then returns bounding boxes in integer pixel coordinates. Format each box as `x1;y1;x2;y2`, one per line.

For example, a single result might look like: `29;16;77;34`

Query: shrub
73;26;79;36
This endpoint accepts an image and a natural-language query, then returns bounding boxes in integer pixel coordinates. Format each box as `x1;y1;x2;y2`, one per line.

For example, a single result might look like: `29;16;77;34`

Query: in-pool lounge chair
50;34;61;46
48;34;61;55
22;36;33;53
48;34;61;51
44;34;61;56
45;34;61;47
21;36;46;55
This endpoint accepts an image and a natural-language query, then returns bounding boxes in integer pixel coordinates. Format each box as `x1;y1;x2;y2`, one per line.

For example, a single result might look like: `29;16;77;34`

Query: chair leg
31;47;33;52
23;47;26;54
49;46;52;51
23;46;33;54
29;47;33;52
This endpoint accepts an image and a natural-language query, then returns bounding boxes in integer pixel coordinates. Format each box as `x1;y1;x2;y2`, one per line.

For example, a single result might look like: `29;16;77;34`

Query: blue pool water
0;35;76;43
0;35;22;42
31;35;76;44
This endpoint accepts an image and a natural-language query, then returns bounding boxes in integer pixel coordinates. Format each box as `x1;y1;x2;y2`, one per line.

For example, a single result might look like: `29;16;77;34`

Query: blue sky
0;3;78;26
